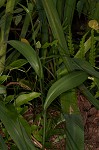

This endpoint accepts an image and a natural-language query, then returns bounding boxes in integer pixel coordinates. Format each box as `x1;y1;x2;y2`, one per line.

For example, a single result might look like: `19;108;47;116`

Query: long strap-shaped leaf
44;71;88;110
0;134;8;150
0;102;37;150
0;0;15;73
41;0;74;71
8;40;43;79
79;84;99;109
64;114;84;150
41;0;68;53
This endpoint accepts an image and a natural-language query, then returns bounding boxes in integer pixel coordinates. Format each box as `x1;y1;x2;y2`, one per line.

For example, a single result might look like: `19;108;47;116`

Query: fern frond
89;29;96;66
67;26;74;56
79;33;87;59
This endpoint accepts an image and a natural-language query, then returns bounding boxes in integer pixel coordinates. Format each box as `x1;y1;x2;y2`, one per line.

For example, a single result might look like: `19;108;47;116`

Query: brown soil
78;94;99;150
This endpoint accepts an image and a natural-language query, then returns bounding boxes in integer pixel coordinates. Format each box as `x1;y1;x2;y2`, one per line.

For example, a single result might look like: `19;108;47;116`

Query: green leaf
19;116;31;137
44;71;88;110
65;114;84;150
0;0;6;8
94;78;99;90
73;58;99;78
61;90;80;114
15;15;22;26
0;85;6;95
14;92;41;107
0;134;8;150
75;37;91;58
0;102;37;150
41;0;74;71
41;0;68;53
8;59;28;70
79;84;99;109
77;0;84;17
0;75;8;84
14;8;23;14
8;40;43;79
5;95;14;104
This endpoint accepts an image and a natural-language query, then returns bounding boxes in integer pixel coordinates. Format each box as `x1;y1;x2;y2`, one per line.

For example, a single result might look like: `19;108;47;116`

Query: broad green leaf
73;58;99;78
64;114;84;150
0;102;37;150
44;71;88;110
14;92;41;107
61;90;80;114
8;40;43;79
0;134;8;150
8;59;28;70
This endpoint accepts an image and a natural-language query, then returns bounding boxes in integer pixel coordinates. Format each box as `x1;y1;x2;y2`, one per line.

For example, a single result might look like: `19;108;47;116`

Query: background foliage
0;0;99;149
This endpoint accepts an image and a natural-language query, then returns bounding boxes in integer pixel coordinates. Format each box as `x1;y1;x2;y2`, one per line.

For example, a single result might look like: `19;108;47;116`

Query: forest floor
0;93;99;150
47;93;99;150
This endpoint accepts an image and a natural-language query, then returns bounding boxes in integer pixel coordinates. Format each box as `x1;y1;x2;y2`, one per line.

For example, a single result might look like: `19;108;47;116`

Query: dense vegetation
0;0;99;149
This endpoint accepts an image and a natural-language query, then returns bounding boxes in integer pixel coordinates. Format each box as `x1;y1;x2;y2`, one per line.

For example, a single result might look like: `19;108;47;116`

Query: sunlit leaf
8;59;28;69
14;92;41;107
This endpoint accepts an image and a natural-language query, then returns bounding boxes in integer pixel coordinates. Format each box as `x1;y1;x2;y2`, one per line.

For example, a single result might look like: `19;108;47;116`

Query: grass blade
41;0;74;71
73;58;99;78
0;0;15;73
79;84;99;109
20;2;34;38
63;0;77;28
